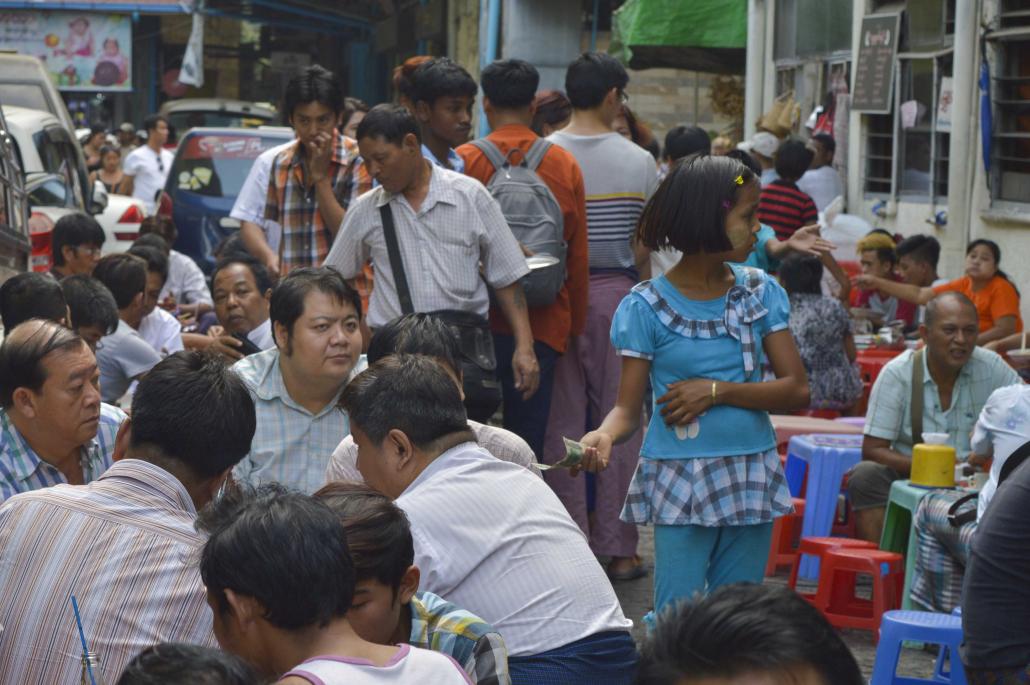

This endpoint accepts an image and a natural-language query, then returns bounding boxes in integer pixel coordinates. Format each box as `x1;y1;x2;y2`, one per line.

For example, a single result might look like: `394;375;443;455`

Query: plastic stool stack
765;498;806;576
815;548;905;642
788;536;877;602
871;610;967;684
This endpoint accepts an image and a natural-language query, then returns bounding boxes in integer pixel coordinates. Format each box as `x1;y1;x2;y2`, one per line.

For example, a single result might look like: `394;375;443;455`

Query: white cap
737;131;781;159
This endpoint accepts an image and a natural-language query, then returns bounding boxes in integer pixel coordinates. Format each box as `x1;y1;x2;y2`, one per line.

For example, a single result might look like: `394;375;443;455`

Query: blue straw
71;595;97;685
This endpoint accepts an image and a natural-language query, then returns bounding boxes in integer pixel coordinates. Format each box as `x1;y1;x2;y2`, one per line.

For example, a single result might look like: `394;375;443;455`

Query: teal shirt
738;224;779;273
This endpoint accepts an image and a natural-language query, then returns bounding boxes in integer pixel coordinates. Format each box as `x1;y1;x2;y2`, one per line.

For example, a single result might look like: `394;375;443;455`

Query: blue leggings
652;522;773;619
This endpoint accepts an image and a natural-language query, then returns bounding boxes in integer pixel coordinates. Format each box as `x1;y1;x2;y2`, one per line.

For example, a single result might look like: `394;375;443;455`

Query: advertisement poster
0;12;132;91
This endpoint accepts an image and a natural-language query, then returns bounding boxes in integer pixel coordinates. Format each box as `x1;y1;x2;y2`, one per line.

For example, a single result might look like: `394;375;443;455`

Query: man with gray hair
848;291;1021;543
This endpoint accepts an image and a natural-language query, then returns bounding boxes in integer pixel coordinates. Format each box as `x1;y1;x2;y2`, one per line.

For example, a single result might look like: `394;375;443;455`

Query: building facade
747;0;1030;304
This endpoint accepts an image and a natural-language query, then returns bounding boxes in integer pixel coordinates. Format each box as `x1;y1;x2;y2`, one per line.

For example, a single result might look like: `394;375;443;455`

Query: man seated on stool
848;292;1020;543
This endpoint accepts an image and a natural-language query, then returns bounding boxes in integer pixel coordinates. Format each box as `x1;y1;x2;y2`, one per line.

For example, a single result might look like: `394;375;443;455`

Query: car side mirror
90;179;109;215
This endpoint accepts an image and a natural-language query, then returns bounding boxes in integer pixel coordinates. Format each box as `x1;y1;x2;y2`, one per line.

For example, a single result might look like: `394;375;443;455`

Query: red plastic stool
788;536;877;601
814;548;905;643
765;498;806;576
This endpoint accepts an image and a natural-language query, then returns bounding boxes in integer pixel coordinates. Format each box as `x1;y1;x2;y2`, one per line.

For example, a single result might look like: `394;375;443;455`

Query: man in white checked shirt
232;267;366;493
0;350;256;683
324;104;540;402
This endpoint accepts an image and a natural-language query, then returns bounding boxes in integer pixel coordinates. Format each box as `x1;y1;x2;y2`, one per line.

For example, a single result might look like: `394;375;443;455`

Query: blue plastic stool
871;610;967;685
931;608;963;682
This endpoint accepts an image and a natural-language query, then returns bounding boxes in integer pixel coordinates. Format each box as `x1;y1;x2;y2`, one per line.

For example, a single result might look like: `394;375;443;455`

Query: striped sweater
548;131;658;271
757;178;819;240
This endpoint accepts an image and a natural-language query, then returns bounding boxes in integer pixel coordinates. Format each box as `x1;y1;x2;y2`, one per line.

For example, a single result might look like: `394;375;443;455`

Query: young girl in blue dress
580;154;810;618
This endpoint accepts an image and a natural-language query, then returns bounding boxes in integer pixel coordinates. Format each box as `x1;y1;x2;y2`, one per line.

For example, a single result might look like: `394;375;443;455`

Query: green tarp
610;0;748;74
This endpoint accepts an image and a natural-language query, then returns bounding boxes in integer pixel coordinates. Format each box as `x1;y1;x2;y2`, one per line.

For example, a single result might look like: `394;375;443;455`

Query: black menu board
851;13;902;114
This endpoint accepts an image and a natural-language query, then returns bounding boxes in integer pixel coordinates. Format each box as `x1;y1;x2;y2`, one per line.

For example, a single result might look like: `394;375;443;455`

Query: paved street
614;525;942;679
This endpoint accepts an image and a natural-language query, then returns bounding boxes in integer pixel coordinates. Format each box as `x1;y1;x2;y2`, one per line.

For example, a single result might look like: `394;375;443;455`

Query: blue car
159;126;292;273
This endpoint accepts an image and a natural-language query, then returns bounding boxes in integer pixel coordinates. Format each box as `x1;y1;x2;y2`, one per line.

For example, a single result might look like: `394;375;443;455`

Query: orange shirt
457;124;589;354
933;275;1024;333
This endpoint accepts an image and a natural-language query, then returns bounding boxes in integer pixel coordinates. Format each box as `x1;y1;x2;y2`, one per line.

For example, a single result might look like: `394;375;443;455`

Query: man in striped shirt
757;139;819;241
0;320;125;502
0;350;256;683
544;52;657;581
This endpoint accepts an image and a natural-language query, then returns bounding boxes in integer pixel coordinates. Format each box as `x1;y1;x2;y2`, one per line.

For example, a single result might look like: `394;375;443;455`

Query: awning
610;0;748;75
0;0;193;12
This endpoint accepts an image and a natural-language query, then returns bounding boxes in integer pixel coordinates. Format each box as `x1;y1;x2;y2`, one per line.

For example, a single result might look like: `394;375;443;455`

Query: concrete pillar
744;0;766;138
947;0;981;243
501;0;582;91
846;0;870;213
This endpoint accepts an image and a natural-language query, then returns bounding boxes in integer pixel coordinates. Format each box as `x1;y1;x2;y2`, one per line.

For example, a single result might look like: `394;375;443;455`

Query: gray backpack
471;138;567;307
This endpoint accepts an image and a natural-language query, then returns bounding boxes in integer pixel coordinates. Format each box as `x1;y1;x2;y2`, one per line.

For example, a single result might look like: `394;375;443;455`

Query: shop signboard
851;12;901;114
0;11;132;91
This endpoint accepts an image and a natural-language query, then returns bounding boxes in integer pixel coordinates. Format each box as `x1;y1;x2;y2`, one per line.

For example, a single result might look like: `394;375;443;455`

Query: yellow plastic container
911;442;956;488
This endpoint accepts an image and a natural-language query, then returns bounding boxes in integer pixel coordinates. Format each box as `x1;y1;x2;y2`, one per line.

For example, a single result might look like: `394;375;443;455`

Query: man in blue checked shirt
232;267;366;493
0;320;125;502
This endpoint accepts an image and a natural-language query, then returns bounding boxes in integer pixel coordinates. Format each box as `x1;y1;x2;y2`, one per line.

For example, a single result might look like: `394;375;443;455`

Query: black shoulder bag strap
948;438;1030;528
379;204;414;316
911;348;925;446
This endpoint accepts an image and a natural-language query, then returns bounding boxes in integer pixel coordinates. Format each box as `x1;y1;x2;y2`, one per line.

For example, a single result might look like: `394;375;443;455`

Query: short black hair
51;213;105;267
636;584;863;685
812;133;836;156
198;484;355;630
411;57;477;106
142;114;168;134
356;103;422;145
269;266;361;343
367;313;461;378
0;321;85;408
778;254;824;296
92;253;146;309
283;64;344;119
896;234;941;269
340;355;470;450
132;232;170;255
211;255;274;295
565;52;628;110
637;153;756;255
664;126;711;162
0;272;67;331
61;275;119;335
481;59;539;109
315;481;414;595
724;149;761;175
116;643;263;685
130;351;255;478
127;244;169;283
774;139;814;181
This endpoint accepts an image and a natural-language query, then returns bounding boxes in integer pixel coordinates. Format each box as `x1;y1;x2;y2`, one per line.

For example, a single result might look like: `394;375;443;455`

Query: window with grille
991;1;1030;203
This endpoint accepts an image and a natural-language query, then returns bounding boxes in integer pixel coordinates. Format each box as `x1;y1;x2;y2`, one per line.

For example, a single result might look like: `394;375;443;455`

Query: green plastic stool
879;479;936;610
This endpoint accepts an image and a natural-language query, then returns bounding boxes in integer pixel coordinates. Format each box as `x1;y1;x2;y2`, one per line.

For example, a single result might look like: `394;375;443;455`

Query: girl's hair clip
733;174;744;186
722;199;733;209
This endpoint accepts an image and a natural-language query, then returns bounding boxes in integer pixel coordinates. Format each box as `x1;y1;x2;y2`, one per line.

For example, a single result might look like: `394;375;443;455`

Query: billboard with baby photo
0;11;132;91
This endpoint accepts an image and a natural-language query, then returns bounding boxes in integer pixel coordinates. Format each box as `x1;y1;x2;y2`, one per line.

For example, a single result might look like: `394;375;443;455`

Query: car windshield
1;84;50;113
167;111;273;134
170;133;287;198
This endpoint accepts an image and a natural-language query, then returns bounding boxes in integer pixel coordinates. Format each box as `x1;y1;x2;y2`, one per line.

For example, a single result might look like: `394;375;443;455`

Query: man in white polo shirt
123;114;173;212
341;354;636;685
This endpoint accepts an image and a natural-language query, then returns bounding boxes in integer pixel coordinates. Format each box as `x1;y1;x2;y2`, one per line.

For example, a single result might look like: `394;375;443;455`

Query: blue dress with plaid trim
611;265;794;527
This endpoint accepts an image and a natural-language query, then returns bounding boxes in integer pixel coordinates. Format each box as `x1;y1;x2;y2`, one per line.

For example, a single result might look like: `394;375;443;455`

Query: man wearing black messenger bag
325;104;539;421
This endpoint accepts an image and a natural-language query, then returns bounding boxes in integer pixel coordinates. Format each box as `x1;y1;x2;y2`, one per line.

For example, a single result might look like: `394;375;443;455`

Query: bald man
0;320;125;501
848;292;1021;542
